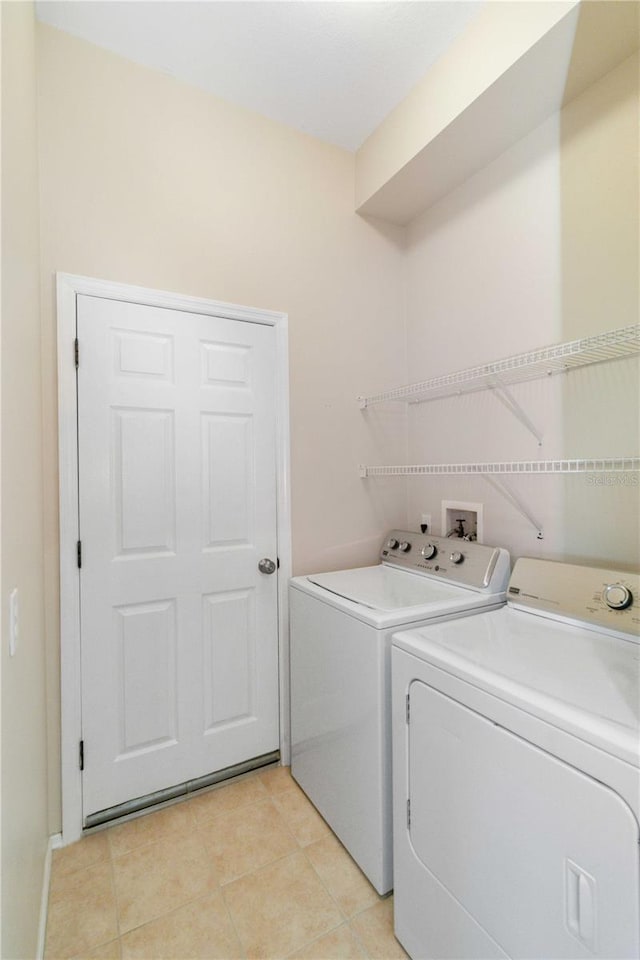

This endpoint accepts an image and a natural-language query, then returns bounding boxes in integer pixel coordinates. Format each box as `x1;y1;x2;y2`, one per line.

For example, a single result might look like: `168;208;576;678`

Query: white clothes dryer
392;557;640;960
290;530;510;894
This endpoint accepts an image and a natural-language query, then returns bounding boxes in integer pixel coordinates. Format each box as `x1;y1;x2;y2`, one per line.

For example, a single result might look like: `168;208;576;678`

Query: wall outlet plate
420;513;432;534
441;500;483;543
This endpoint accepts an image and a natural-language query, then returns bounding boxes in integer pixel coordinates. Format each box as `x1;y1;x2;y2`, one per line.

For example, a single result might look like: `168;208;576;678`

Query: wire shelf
358;324;640;407
359;458;640;478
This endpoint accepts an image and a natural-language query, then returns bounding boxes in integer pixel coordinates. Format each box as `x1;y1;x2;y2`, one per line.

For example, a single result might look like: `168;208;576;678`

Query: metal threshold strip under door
84;750;280;828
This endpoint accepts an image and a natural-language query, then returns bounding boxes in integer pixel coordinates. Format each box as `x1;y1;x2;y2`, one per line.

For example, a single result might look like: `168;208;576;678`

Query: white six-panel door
77;295;280;818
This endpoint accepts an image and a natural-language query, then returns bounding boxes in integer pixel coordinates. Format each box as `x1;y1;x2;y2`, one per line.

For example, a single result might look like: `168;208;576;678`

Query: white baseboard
37;835;62;959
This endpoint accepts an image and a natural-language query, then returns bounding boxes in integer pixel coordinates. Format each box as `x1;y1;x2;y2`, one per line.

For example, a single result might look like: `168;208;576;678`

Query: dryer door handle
566;860;596;950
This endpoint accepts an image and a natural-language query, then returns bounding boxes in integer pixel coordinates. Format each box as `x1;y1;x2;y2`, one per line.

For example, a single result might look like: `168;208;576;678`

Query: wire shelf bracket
488;380;543;445
483;475;544;539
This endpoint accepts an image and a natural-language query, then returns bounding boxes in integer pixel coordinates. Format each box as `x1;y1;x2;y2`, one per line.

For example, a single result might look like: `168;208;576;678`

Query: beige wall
1;2;49;957
36;24;407;832
404;110;566;557
403;52;639;567
560;53;639;565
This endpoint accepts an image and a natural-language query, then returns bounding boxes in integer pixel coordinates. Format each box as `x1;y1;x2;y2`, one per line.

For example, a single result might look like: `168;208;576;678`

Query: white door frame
57;273;291;844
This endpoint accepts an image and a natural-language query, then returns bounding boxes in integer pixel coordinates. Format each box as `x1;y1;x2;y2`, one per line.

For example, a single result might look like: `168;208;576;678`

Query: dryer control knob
421;543;437;560
386;538;399;550
449;551;464;564
398;541;411;553
603;583;632;610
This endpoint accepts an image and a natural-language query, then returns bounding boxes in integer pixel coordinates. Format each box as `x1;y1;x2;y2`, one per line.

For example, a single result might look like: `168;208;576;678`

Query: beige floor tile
305;835;379;918
258;764;296;795
349;898;408;960
51;832;110;879
187;775;269;826
109;800;195;858
199;798;298;884
288;924;365;959
223;850;343;959
113;831;218;934
72;939;122;959
45;861;118;959
271;782;331;847
120;891;243;959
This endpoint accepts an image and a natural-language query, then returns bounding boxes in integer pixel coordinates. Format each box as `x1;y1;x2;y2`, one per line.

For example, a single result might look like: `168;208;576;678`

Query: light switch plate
9;587;18;656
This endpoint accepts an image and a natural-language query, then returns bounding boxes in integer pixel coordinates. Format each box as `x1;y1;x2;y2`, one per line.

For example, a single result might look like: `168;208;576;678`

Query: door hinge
406;693;410;724
79;740;84;771
407;798;411;829
74;338;79;368
277;557;280;569
77;540;82;569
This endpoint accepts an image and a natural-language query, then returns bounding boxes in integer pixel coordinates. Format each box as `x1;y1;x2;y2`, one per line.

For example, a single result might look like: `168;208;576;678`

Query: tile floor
45;766;408;960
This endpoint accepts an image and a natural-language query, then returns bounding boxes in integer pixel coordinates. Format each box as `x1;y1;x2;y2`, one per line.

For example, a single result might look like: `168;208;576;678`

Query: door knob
258;558;277;575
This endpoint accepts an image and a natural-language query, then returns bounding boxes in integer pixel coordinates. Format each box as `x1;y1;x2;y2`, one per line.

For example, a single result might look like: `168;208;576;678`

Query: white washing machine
290;529;510;894
392;557;640;960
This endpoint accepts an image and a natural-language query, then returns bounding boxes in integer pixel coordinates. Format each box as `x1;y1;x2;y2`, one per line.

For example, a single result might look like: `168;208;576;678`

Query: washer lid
393;607;640;767
307;565;474;610
293;564;505;628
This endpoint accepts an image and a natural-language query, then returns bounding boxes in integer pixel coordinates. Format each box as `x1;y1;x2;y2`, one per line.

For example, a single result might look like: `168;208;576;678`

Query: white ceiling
35;1;482;151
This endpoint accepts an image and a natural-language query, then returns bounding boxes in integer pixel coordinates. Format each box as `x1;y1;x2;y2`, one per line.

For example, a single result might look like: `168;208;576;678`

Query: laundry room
2;1;638;959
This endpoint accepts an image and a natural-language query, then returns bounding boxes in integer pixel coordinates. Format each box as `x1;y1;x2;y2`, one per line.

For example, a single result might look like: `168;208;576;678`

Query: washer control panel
508;558;639;638
380;530;510;593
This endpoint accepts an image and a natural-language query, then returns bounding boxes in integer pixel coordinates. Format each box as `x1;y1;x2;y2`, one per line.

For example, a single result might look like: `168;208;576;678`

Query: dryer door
408;681;640;959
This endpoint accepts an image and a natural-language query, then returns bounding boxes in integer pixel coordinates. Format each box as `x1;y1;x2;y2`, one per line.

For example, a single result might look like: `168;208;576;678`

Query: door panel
77;295;279;818
116;599;178;755
202;413;254;547
202;589;255;729
113;407;176;555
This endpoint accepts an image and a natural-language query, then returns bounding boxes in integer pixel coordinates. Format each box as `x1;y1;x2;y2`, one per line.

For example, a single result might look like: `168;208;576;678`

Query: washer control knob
603;583;632;610
449;551;464;565
386;538;399;550
421;543;437;560
398;541;411;553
